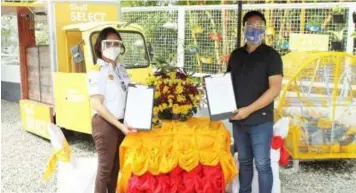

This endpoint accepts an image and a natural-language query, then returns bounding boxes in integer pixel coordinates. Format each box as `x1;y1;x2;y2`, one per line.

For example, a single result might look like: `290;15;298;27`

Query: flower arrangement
146;58;204;123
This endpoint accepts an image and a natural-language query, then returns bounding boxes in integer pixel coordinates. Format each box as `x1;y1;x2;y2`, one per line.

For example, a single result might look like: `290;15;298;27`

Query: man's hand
230;107;253;121
230;75;282;121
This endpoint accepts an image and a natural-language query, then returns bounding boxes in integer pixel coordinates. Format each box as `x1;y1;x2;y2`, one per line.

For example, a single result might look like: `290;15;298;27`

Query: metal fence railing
122;2;356;75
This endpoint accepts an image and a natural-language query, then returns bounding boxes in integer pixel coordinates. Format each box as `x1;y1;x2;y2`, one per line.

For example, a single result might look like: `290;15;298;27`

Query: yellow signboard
289;33;329;52
20;100;53;139
54;3;119;72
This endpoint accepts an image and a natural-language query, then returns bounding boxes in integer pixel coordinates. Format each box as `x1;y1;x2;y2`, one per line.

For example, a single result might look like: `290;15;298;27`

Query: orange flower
209;32;221;41
220;54;230;63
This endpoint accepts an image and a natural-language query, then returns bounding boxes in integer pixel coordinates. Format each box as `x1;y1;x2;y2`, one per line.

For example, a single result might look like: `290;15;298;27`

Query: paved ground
1;100;356;193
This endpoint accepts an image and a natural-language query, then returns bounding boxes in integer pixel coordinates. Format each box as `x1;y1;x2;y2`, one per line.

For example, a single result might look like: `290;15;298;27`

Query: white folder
124;83;155;130
204;72;237;121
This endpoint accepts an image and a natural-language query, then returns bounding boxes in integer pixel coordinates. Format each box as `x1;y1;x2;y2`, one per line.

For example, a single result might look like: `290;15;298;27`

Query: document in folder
204;73;237;121
124;84;155;130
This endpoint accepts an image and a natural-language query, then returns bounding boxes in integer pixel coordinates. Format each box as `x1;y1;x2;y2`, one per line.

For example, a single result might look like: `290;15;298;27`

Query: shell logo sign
69;3;108;22
54;2;119;72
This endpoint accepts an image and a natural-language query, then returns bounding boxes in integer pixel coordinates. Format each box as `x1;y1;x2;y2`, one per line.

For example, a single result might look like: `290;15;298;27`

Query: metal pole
346;6;355;54
117;0;122;20
236;1;242;48
177;7;185;68
47;0;57;105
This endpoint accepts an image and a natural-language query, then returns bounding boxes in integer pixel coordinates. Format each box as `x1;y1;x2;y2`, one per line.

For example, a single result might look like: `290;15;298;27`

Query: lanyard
111;65;127;91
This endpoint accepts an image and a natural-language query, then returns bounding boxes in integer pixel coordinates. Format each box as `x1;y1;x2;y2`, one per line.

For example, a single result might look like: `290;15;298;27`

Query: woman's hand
117;122;137;135
90;96;137;135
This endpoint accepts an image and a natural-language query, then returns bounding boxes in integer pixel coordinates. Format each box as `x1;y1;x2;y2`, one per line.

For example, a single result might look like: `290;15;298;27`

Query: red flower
209;33;221;41
176;71;187;80
159;83;164;90
220;54;230;63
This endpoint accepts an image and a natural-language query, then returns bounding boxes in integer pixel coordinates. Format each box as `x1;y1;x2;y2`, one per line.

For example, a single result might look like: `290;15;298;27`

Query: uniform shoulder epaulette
89;64;102;72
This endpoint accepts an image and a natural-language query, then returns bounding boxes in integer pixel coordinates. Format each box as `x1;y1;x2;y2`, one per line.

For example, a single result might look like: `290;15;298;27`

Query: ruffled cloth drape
128;164;225;193
118;117;237;193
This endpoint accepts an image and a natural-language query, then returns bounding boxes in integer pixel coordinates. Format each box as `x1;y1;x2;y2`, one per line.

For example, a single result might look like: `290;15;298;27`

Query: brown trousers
92;114;125;193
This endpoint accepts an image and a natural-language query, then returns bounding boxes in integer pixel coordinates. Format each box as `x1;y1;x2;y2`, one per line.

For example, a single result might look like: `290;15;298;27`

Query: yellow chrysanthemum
177;95;186;102
147;76;157;84
169;72;176;79
163;86;170;94
162;103;168;109
145;68;203;120
155;91;161;98
172;104;181;114
153;107;159;116
175;85;184;94
180;105;188;114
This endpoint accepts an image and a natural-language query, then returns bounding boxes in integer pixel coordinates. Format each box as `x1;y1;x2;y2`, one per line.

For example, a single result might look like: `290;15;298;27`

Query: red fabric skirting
128;164;225;193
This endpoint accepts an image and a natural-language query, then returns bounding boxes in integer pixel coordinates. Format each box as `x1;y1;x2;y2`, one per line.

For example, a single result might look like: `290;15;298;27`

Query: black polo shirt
227;43;283;125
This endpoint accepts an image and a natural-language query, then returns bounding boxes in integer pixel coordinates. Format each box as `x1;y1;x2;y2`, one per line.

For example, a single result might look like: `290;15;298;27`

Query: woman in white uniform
87;27;136;193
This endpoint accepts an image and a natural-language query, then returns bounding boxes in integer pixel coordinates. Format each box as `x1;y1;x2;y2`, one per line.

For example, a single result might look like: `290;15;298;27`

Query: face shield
243;22;266;45
101;40;125;61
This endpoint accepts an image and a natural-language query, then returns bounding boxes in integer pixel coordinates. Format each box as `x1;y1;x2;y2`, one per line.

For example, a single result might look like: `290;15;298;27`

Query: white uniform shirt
87;59;131;119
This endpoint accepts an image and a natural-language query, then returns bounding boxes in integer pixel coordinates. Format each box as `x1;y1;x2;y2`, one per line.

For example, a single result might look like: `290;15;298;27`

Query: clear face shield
101;40;125;61
243;22;266;45
244;22;266;31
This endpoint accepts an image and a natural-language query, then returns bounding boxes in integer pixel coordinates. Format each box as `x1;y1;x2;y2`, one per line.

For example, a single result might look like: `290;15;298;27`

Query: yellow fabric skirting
118;117;238;193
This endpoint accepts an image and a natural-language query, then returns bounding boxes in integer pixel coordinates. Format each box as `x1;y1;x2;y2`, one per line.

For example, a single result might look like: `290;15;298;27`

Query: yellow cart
1;1;153;139
276;51;356;168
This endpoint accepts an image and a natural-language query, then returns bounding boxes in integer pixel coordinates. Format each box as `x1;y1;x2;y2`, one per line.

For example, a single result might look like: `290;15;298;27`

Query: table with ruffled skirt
118;117;238;193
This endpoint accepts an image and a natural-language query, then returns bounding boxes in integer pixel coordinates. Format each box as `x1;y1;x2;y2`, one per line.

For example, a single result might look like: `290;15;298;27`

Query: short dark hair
94;27;124;59
243;10;266;25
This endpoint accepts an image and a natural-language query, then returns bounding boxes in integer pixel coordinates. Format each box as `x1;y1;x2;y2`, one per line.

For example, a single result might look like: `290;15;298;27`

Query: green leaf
328;28;345;41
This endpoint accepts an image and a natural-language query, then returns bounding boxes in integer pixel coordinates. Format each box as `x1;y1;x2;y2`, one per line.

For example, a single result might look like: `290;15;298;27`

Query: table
118;117;238;193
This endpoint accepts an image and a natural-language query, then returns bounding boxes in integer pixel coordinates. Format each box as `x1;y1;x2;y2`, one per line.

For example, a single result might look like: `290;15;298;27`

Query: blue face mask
244;29;265;45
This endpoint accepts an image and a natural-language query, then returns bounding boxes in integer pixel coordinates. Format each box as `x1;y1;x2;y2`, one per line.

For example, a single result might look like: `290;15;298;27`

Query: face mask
244;29;265;45
102;47;121;61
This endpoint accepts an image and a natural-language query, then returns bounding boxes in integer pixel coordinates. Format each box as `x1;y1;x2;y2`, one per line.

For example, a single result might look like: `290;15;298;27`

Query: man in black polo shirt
228;11;283;193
